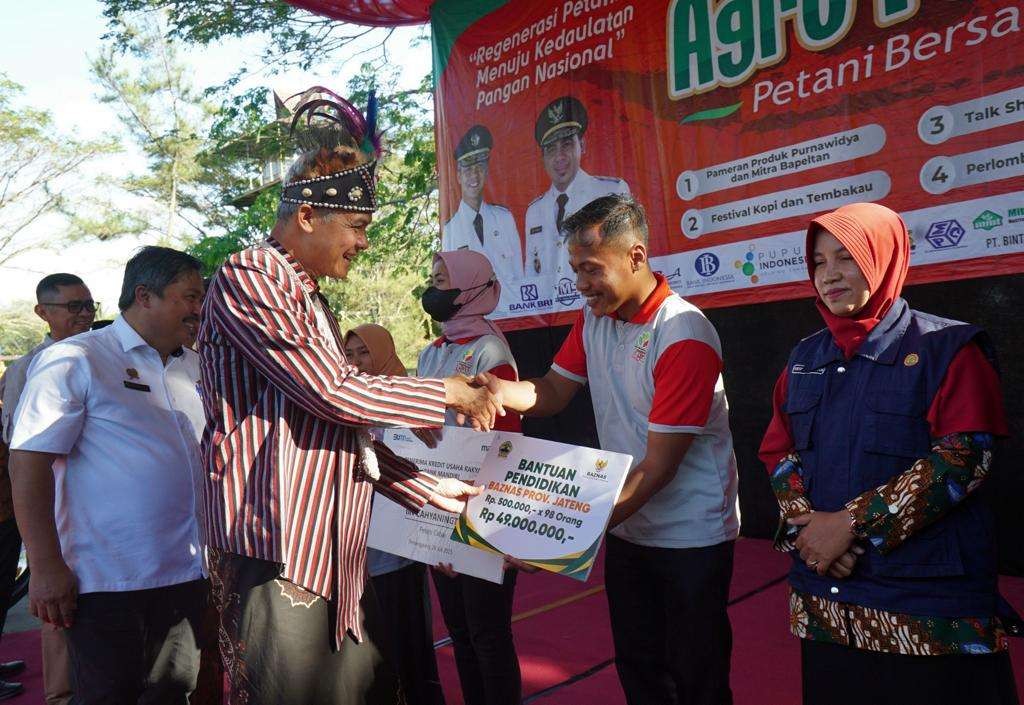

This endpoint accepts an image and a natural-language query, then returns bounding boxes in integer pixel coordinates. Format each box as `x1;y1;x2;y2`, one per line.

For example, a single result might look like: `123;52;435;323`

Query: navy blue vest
784;298;999;618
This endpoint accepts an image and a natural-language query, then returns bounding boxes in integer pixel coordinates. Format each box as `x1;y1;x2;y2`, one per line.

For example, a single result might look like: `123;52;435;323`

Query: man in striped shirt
197;94;501;704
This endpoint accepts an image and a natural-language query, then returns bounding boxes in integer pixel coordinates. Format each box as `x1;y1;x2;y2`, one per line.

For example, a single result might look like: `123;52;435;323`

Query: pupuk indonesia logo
734;247;759;284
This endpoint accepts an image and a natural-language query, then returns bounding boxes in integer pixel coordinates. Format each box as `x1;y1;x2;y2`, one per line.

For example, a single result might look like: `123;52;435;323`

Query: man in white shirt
9;247;207;705
524;96;630;286
442;124;523;297
1;274;97;445
0;272;96;705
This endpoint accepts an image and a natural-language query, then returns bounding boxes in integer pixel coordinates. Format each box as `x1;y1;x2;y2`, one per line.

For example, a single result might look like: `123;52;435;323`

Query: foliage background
0;2;441;363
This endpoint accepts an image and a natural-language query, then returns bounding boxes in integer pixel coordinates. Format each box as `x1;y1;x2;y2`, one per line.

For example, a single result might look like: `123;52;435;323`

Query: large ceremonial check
367;427;505;583
452;432;631;582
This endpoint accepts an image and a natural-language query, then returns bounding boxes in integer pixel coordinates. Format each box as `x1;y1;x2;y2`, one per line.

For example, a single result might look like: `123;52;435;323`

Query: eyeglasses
39;299;99;314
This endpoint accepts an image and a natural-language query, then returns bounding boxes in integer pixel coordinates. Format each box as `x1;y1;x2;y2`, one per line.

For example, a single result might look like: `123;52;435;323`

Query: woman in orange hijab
759;203;1016;705
344;324;446;705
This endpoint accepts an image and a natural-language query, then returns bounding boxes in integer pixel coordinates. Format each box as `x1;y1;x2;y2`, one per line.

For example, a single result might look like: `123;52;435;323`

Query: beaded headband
280;159;378;212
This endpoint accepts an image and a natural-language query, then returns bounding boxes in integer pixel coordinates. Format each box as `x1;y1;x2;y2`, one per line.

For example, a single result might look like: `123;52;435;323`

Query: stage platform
1;538;1021;704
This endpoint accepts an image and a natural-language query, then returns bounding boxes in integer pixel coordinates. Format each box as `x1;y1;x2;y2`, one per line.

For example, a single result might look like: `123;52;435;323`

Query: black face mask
420;280;492;322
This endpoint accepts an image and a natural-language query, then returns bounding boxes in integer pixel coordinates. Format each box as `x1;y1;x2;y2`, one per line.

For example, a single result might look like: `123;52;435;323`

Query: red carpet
2;539;1022;704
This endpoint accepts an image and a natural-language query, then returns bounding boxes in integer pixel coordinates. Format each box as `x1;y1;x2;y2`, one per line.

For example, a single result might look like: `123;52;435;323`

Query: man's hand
434;562;458;579
444;375;504;432
428;477;483;514
826;544;866;579
29;559;78;628
412;427;443;449
502;555;539;573
790;511;856;575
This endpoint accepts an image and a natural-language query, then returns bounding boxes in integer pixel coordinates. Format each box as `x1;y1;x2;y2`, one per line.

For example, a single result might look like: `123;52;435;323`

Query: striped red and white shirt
197;238;446;645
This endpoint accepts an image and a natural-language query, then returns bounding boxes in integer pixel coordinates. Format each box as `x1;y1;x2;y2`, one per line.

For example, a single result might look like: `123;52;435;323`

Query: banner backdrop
430;0;1024;330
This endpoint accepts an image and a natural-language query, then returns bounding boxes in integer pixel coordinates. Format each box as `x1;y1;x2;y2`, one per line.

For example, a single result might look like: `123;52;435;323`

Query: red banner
432;0;1024;330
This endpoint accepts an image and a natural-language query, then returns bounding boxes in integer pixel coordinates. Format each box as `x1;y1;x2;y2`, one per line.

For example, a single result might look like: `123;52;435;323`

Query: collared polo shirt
11;315;205;593
552;274;740;548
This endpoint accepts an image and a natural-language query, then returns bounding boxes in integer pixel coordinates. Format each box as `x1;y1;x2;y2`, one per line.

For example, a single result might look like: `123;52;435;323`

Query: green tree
83;13;231;244
97;3;441;352
0;75;116;267
99;1;393;79
0;302;47;359
321;268;433;369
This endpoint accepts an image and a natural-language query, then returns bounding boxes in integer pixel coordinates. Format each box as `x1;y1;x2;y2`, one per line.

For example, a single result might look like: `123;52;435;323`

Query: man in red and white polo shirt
482;194;739;705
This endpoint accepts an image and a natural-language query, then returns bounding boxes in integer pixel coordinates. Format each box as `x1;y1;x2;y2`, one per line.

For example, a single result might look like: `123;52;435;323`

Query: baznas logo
694;252;720;277
498;440;513;458
595;458;608;471
925;220;965;249
973;211;1003;231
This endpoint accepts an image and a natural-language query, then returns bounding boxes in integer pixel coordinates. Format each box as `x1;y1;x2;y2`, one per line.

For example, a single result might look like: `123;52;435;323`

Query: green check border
452;513;602;581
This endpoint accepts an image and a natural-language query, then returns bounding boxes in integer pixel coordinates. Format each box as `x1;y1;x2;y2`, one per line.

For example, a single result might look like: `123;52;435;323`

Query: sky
0;0;432;312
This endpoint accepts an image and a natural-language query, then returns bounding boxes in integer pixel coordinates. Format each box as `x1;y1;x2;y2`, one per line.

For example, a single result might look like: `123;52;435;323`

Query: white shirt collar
456;199;483;221
112;315;151;354
549;168;590;201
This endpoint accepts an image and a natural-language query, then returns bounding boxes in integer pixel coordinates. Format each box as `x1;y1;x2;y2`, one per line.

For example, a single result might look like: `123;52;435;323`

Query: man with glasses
0;272;95;704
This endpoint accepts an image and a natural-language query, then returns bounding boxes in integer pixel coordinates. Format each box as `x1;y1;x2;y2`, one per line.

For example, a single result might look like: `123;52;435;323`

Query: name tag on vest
791;364;824;375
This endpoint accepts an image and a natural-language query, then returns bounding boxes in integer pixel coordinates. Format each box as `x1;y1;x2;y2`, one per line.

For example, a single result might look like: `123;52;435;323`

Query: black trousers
431;569;520;705
372;563;446;705
65;579;206;705
801;638;1019;705
211;550;402;705
0;518;21;637
605;534;735;705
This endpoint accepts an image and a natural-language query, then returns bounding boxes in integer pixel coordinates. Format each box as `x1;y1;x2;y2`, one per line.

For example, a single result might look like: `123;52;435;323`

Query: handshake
443;372;507;432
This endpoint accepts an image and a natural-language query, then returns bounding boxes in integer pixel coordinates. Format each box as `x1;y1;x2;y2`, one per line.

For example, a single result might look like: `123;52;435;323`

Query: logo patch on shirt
454;349;475;376
903;353;920;367
632;332;651;362
126;368;140;380
791;364;825;375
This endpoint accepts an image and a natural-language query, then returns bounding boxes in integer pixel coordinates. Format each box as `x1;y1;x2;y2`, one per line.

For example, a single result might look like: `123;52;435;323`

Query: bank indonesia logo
694;252;720;277
925;220;965;249
520;283;539;302
556;277;580;306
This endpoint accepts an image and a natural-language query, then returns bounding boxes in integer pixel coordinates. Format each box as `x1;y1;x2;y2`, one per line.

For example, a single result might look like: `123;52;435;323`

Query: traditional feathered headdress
279;86;382;213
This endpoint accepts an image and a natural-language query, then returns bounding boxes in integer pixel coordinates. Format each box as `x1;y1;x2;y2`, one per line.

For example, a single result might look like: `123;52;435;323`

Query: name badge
123;381;152;393
529;226;543;234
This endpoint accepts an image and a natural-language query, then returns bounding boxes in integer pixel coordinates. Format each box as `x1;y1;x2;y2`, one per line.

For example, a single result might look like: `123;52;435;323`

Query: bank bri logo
694;252;720;277
520;283;539;301
925;220;966;249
